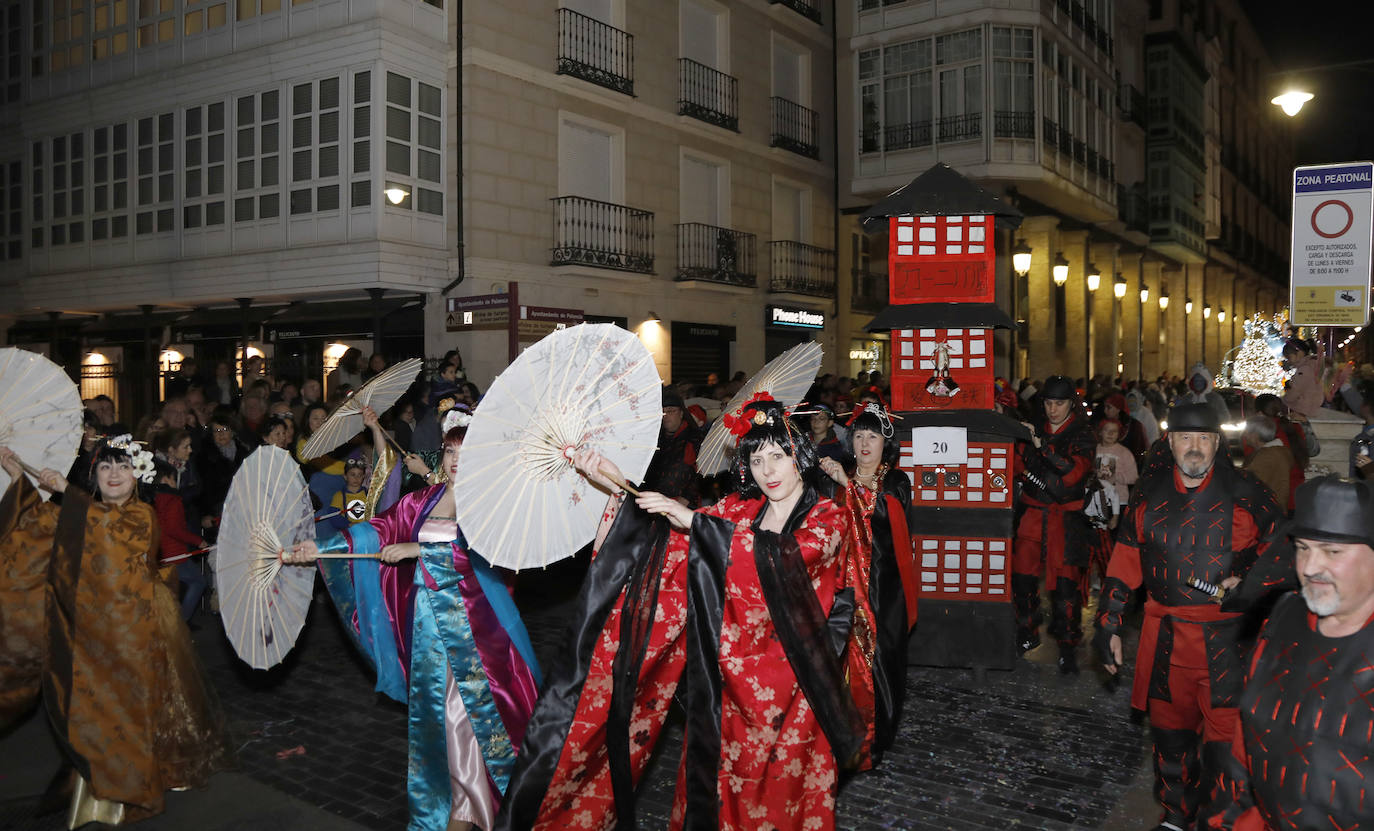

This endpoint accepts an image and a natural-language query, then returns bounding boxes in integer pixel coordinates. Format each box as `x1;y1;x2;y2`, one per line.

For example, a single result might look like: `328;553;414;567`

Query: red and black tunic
1208;593;1374;830
1014;407;1096;575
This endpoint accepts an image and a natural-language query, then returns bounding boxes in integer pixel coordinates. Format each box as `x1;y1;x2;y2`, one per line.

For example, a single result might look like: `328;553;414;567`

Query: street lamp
1139;284;1150;304
1085;263;1101;292
1271;90;1315;117
1052;252;1069;287
1185;297;1194;315
1012;240;1033;276
1158;290;1170;310
1113;273;1128;299
1203;303;1212;320
1218;308;1227;323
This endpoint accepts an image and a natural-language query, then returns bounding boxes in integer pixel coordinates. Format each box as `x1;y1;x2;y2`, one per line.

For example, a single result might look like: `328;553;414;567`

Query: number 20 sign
910;426;969;466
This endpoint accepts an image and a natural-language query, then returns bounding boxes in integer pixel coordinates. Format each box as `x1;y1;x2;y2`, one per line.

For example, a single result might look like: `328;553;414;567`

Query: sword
1188;576;1228;602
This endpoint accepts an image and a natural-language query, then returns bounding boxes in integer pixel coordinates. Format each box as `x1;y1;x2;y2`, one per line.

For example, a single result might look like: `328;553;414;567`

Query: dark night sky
1244;0;1374;166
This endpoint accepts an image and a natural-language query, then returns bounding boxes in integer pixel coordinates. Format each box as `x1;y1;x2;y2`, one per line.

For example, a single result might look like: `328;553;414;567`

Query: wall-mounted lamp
1113;273;1128;299
1158;291;1170;310
384;186;410;205
1139;284;1150;304
1203;303;1212;320
1217;308;1226;323
1085;263;1101;293
1012;240;1033;276
1185;297;1194;315
1052;252;1069;287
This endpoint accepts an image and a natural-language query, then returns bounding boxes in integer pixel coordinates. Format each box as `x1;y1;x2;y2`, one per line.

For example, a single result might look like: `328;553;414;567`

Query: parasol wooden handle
314;552;385;559
600;466;640;497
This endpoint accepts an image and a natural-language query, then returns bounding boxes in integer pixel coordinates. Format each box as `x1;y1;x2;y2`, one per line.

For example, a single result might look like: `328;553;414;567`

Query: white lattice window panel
49;0;88;72
183;102;226;228
233;89;281;222
182;0;226;35
91;122;130;241
1;160;20;260
289;75;342;215
48;131;85;245
383;71;443;216
135;0;174;48
350;69;371;208
91;0;129;60
135;112;175;234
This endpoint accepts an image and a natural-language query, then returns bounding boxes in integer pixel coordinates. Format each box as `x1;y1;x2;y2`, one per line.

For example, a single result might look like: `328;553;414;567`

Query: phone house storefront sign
767;305;826;329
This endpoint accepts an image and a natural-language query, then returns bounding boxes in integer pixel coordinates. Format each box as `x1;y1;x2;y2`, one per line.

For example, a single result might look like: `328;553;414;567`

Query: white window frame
678;0;729;75
557;111;624;204
677;146;730;228
770;175;811;244
770;31;810;107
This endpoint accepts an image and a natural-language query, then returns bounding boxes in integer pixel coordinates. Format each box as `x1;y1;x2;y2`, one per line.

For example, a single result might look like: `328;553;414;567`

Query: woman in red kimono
818;403;917;764
496;398;868;831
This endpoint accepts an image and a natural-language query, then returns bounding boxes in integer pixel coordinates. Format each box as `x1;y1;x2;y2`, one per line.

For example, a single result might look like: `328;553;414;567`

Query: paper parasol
696;340;824;474
215;445;318;669
453;323;661;570
299;357;423;460
0;348;84;499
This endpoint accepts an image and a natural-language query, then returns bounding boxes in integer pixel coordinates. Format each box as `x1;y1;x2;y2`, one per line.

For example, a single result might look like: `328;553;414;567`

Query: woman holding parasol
285;406;541;831
0;438;232;825
497;397;870;831
817;402;918;765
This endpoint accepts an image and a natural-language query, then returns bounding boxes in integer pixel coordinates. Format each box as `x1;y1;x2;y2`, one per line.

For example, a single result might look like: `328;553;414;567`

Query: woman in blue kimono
289;409;540;831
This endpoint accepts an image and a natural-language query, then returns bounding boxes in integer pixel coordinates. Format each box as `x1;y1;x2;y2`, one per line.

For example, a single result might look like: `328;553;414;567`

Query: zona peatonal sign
1290;161;1373;327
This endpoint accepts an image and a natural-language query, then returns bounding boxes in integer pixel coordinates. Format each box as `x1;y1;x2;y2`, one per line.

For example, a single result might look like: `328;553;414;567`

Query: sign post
1290;161;1373;327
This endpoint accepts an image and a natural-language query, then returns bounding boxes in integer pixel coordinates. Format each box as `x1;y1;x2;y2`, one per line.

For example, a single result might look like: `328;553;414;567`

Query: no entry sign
1290;161;1373;326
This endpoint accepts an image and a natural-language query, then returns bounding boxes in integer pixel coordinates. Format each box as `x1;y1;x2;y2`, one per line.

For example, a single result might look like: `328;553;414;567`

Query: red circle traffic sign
1311;199;1355;239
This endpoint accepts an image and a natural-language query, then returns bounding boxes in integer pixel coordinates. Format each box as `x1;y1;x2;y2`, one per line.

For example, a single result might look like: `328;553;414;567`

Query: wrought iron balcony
550;195;654;274
678;58;738;132
1043;117;1058;148
867;120;931;153
556;9;634;96
993;111;1034;139
769;241;836;297
850;268;888;313
768;0;821;24
937;112;981;142
676;223;756;287
771;97;819;159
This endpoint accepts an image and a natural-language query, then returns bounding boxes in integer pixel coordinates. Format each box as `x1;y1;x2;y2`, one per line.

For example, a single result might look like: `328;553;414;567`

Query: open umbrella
453;323;661;570
215;445;320;669
299;357;423;460
696;341;824;474
0;348;84;498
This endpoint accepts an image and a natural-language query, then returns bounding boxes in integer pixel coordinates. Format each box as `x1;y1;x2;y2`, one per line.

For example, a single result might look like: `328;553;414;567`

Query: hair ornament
721;391;777;438
847;402;896;439
102;434;158;483
442;405;473;433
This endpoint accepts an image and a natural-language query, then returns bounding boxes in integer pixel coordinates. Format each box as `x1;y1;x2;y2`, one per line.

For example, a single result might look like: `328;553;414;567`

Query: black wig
845;407;900;468
729;400;819;499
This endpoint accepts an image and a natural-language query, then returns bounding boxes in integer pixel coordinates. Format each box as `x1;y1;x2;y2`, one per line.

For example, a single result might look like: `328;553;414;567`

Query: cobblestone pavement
0;564;1156;830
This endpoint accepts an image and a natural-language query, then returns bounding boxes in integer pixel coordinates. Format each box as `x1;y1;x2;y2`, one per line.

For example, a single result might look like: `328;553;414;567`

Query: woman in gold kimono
0;436;233;827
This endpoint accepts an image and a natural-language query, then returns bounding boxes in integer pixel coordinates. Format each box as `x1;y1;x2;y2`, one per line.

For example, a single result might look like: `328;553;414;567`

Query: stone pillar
1020;216;1060;381
1089;241;1120;384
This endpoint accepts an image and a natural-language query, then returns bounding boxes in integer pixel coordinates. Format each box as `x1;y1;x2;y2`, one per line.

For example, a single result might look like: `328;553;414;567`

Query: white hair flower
442;408;473;433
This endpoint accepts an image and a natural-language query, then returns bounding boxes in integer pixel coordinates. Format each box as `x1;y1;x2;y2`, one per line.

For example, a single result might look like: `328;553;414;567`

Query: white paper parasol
215;445;318;669
453;323;661;570
0;348;84;499
696;340;824;474
299;357;423;460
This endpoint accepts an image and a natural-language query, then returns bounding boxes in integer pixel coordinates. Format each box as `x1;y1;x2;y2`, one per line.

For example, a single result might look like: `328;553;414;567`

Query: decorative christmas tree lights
1220;312;1291;395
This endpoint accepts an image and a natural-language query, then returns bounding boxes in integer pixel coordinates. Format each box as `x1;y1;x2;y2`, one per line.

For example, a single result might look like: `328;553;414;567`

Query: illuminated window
91;122;130;240
136;0;175;47
50;0;88;72
383;71;443;215
233;88;281;222
234;0;279;21
91;0;129;59
183;0;225;35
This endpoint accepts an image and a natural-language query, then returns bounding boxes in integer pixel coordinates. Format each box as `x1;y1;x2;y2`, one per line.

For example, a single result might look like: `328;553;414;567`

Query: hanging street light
1271;90;1315;117
1218;308;1227;323
1052;252;1070;287
1113;272;1128;299
1203;303;1212;320
1086;263;1101;292
1140;284;1150;304
1185;297;1194;315
1159;290;1170;310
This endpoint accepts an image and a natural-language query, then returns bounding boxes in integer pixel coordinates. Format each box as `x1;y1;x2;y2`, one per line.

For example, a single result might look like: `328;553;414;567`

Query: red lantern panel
897;441;1013;508
888;214;995;304
915;535;1010;602
890;327;995;411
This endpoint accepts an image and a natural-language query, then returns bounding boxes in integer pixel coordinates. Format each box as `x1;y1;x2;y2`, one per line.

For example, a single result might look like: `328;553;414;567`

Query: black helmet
1166;403;1221;434
1040;375;1077;401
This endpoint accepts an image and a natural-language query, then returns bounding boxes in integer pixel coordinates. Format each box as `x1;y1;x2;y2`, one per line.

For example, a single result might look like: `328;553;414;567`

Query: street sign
445;293;509;332
516;305;583;341
1290;161;1373;327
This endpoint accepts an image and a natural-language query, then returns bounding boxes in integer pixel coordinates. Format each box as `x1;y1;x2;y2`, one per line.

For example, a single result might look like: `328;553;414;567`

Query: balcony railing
769;241;836;297
679;58;738;131
550;195;654;274
768;0;821;24
771;97;819;159
878;120;932;152
1043;116;1058;148
676;223;757;287
993;110;1034;139
851;268;888;313
937;112;981;142
556;9;634;96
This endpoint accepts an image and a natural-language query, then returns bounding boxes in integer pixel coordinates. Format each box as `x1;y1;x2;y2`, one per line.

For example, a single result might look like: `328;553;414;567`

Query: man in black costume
642;387;701;507
1206;476;1374;831
1013;374;1096;673
1094;403;1282;831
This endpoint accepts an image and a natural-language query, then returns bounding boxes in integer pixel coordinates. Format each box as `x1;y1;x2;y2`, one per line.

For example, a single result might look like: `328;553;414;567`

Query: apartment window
936;29;982;141
91;122;130;240
1;160;21;259
3;3;21;101
183;102;225;228
559;118;617;203
91;0;129;59
233;89;280;222
290;76;341;215
384;72;443;215
50;0;87;72
30;141;43;248
136;0;174;47
235;0;281;20
183;0;227;35
135;112;175;234
29;0;43;77
858;38;933;154
992;26;1033;115
50;132;85;245
772;36;807;106
680;0;725;72
680;153;726;226
350;70;371;208
772;180;807;242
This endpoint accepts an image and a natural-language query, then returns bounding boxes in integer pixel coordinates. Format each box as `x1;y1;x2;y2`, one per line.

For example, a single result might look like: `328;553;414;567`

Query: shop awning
81;311;190;345
263;297;423;342
170;305;289;343
864;302;1016;332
